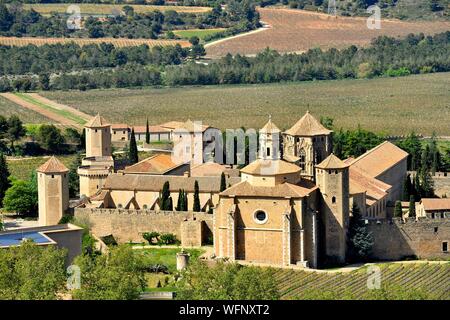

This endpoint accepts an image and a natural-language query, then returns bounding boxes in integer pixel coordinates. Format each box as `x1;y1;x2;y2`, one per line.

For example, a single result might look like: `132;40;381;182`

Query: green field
136;247;204;274
172;28;226;41
6;155;77;180
276;262;450;300
41;72;450;136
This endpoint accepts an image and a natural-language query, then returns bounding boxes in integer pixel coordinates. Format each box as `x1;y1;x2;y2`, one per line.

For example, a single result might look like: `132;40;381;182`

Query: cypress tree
68;152;82;198
160;181;170;210
128;128;139;164
0;152;10;206
402;174;411;201
414;173;422;200
347;203;373;262
409;195;416;218
145;118;150;145
176;189;184;211
193;180;200;212
184;190;188;211
220;172;226;192
394;201;403;218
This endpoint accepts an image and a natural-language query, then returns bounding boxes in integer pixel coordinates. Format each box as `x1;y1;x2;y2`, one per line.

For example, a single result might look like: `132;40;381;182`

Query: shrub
158;233;178;245
142;231;160;245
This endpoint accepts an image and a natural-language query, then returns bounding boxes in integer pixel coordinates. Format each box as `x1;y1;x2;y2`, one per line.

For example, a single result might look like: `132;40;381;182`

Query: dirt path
0;92;91;129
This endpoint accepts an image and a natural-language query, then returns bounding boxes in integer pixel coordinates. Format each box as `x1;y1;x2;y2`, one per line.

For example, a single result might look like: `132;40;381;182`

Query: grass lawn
0;95;52;124
41;72;450;136
172;28;226;41
136;247;204;274
6;154;77;180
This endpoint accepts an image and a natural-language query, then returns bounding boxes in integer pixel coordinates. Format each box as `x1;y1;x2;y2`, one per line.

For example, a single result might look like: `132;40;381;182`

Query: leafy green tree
193;180;201;212
72;245;146;300
0;241;67;300
6;115;25;150
220;172;227;192
347;203;373;262
409;195;416;218
0;152;10;206
145;118;150;144
397;132;422;171
68;153;82;198
37;124;66;154
128;129;139;164
394;201;403;218
419;167;435;198
176;260;280;300
3;173;38;216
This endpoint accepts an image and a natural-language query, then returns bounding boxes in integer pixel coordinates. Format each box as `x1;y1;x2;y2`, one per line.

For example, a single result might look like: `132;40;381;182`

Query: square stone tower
283;111;333;181
85;114;112;158
37;156;69;226
315;154;350;265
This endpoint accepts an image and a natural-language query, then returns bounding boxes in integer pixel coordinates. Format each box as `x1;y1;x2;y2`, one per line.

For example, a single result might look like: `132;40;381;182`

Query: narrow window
332;196;336;204
267;147;270;157
434;227;438;233
443;242;448;253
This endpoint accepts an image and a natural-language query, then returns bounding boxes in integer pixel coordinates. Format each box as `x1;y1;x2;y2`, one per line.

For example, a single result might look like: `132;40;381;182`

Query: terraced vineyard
276;262;450;300
0;37;190;48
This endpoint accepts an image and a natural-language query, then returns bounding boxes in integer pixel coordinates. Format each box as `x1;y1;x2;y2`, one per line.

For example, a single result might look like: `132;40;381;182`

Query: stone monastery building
39;112;410;268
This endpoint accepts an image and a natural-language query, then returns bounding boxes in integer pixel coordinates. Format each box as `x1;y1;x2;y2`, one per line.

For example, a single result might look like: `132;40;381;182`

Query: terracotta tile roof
160;120;211;133
133;125;170;134
260;117;280;133
421;198;450;211
284;111;332;136
349;166;391;202
85;114;109;128
220;179;317;198
190;162;239;177
160;121;185;130
103;173;240;193
123;154;186;175
241;159;300;176
316;154;349;170
349;141;408;178
180;119;210;133
111;124;129;130
37;156;69;173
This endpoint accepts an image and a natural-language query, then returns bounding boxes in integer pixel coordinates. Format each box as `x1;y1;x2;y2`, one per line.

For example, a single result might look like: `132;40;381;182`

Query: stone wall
368;218;449;260
74;208;213;244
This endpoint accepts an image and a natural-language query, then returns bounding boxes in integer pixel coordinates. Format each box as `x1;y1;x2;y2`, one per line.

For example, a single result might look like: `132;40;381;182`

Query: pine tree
145;118;150;145
394;201;403;218
347;203;373;262
68;152;82;198
0;152;10;206
220;172;226;192
193;180;200;212
409;195;416;218
128;129;139;164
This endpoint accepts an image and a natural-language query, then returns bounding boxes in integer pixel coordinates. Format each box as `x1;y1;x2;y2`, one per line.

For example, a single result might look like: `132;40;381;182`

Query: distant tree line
0;1;259;39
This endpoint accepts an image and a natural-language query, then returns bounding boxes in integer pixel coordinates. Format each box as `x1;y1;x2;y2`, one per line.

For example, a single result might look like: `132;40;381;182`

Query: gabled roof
220;179;317;198
316;154;348;170
37;156;69;173
123;153;186;175
103;173;241;193
241;159;300;176
160;121;185;130
260;117;280;133
190;162;239;177
349;141;409;178
284;111;332;136
133;125;170;134
85;114;109;128
349;166;391;202
111;124;129;130
421;198;450;211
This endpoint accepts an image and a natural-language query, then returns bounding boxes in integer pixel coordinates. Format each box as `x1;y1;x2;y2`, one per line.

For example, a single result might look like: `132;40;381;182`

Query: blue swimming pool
0;231;53;246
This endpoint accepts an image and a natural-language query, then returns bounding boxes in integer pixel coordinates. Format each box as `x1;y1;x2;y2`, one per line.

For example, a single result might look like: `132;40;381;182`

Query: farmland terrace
206;7;450;58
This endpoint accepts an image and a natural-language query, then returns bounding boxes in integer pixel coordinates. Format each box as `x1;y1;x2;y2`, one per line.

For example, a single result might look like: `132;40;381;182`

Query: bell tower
315;154;349;265
258;115;281;161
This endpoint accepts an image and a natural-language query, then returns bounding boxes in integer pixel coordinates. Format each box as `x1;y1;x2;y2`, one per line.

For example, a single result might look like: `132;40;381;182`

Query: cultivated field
6;155;77;180
172;28;226;41
21;3;212;15
39;72;450;136
206;7;450;57
0;95;51;123
277;262;450;300
0;36;191;48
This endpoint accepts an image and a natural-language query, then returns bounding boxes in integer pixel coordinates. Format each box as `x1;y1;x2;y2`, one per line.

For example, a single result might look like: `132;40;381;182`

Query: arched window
299;149;306;170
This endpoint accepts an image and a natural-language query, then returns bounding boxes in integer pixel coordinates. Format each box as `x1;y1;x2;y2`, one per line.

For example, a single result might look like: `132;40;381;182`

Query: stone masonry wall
368;218;449;260
74;208;213;243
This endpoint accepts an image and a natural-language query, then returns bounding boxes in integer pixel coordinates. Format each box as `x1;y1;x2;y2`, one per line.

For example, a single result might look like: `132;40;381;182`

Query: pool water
0;231;52;246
